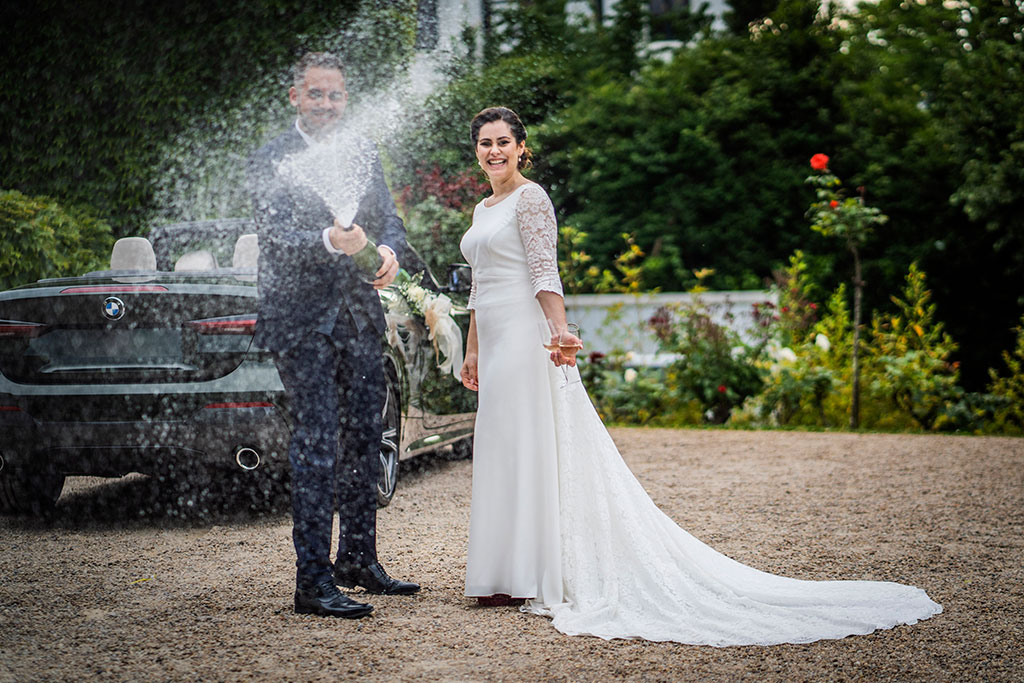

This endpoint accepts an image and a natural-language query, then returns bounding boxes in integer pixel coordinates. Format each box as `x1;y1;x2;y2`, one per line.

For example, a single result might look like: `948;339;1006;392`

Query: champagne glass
558;322;583;387
539;319;582;387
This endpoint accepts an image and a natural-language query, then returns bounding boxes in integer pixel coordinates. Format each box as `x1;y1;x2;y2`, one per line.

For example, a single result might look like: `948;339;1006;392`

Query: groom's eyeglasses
306;89;346;102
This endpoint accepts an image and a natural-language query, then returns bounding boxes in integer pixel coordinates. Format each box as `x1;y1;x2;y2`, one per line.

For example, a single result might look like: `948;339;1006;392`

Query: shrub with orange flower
805;154;888;428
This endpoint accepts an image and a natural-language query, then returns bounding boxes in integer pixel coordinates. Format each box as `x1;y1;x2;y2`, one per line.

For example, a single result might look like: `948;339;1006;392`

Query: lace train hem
523;598;941;647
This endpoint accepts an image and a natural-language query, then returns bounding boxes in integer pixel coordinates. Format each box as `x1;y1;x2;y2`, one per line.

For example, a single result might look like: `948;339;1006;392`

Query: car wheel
376;371;401;508
0;465;66;516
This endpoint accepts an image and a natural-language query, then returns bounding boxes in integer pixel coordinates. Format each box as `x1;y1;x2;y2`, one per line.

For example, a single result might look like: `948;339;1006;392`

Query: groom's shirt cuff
322;228;339;253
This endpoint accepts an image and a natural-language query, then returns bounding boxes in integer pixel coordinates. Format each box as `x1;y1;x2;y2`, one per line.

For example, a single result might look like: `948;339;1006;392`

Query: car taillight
0;321;47;338
60;285;169;294
186;316;257;335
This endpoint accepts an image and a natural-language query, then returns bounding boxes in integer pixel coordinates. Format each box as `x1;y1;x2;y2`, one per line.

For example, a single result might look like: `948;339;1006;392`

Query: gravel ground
1;428;1022;682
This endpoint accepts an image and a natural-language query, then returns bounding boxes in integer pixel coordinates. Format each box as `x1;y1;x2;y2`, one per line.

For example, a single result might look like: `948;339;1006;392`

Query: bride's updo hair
470;106;533;171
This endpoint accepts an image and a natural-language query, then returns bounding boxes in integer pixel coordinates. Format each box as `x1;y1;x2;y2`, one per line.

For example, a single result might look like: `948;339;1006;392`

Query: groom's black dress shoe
333;561;420;595
294;580;374;618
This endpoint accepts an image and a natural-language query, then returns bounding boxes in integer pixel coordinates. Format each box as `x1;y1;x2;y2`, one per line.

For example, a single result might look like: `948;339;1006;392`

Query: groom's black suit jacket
246;125;407;353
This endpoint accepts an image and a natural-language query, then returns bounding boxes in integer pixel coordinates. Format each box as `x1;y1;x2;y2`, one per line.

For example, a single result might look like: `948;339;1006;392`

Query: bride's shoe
477;594;526;607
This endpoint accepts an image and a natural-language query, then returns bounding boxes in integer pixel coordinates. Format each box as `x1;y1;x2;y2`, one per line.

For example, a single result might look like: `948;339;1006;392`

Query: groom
247;51;418;618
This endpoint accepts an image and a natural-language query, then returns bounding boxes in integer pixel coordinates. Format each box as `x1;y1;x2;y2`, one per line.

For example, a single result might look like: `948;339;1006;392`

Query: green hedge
0;0;414;236
0;190;114;289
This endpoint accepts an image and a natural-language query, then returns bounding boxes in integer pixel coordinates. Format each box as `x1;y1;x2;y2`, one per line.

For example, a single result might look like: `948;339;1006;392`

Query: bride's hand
460;353;479;391
553;331;582;367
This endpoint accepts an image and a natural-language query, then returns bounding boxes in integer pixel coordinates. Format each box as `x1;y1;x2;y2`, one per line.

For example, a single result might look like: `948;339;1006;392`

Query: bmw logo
103;296;126;321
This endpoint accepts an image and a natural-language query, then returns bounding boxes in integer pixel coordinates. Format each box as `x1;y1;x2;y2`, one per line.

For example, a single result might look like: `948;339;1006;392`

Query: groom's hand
372;246;399;289
329;219;369;255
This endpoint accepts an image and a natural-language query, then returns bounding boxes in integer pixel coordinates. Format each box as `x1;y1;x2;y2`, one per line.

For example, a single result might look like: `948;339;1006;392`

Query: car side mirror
445;264;472;294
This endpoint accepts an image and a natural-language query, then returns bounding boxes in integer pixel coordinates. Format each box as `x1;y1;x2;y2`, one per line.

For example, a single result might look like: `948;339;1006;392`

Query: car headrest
232;233;259;270
174;249;219;272
110;237;157;271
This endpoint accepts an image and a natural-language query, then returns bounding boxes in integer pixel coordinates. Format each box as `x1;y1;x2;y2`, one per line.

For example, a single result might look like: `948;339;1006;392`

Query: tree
723;0;781;36
834;0;1024;389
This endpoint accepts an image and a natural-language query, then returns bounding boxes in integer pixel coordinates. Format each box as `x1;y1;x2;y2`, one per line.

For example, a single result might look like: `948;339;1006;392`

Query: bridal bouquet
385;270;464;379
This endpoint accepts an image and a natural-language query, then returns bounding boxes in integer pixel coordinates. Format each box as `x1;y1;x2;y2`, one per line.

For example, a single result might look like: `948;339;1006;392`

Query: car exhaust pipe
234;447;261;471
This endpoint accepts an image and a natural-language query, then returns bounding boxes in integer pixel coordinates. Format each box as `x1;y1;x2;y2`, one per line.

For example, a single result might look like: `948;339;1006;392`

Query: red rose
810;154;829;171
717;384;727;394
830;199;839;208
809;302;818;310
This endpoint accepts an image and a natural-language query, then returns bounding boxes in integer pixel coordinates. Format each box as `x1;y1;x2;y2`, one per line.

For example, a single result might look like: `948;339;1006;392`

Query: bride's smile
475;120;525;189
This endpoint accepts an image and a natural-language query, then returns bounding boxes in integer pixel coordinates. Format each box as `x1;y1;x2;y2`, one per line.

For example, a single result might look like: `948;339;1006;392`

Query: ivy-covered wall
1;0;417;237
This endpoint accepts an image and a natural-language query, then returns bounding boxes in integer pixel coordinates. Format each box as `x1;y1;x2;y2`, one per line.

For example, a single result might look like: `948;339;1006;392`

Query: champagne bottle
341;224;384;281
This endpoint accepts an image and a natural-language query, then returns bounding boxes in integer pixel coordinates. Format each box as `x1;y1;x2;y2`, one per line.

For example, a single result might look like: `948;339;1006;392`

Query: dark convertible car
0;219;476;515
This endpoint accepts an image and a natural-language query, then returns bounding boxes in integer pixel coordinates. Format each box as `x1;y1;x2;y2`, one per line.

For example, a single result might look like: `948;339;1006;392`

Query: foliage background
392;0;1024;393
1;0;1022;398
0;190;113;289
0;0;417;235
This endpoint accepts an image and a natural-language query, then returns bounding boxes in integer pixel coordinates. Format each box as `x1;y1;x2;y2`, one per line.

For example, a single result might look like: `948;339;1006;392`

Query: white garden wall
564;290;776;366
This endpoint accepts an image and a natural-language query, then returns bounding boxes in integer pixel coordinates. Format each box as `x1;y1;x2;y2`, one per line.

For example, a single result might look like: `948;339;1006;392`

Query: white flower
624;351;635;362
624;368;638;383
779;347;798;363
406;284;429;310
815;333;831;351
730;345;745;359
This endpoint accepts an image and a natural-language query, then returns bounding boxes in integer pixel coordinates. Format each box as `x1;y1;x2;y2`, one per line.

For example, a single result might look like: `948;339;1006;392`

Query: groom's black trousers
274;330;385;589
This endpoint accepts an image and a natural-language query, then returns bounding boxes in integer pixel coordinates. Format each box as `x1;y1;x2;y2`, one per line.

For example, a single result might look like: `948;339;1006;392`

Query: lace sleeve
515;184;564;298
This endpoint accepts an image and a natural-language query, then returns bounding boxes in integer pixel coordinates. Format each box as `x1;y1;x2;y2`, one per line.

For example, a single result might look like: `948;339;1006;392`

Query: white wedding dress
459;182;941;646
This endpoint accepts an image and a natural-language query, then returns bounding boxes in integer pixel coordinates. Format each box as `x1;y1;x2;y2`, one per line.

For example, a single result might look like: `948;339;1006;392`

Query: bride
457;106;941;646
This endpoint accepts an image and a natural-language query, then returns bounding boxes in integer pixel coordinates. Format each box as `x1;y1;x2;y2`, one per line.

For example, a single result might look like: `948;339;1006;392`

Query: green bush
747;355;836;428
579;254;1023;435
396;164;488;276
739;255;1002;433
401;196;473;276
867;263;961;431
558;228;647;295
739;252;843;427
579;353;703;427
986;316;1024;435
649;280;767;424
0;190;113;289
